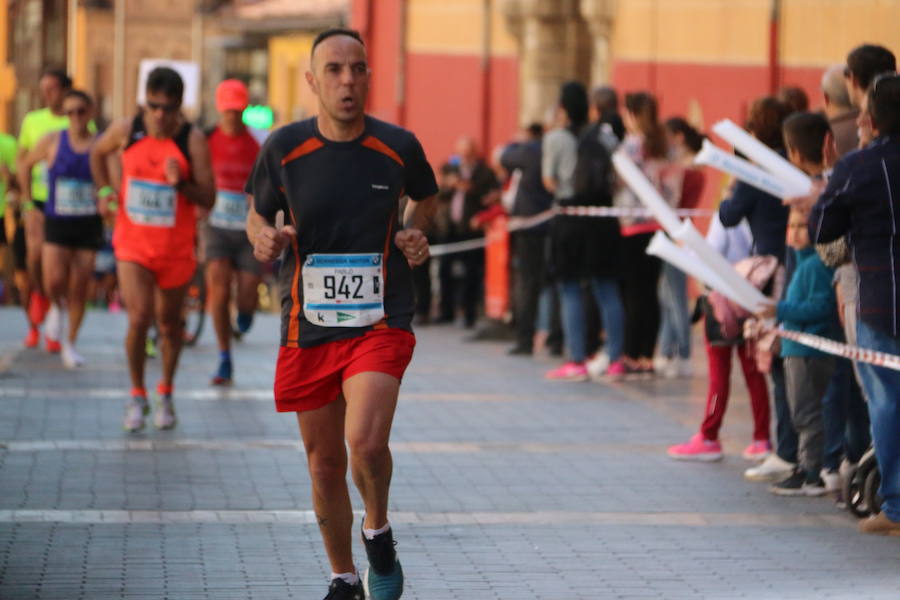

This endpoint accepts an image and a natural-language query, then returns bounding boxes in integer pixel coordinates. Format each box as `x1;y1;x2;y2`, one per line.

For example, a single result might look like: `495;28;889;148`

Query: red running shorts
273;328;416;413
116;254;196;290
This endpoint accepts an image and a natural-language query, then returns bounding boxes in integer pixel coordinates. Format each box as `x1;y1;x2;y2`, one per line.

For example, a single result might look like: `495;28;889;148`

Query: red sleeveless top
114;114;195;263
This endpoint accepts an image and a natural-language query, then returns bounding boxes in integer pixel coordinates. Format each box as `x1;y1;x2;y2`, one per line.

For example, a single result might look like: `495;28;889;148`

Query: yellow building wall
72;7;90;90
611;0;900;66
268;34;318;127
406;0;517;56
612;0;770;65
780;0;900;67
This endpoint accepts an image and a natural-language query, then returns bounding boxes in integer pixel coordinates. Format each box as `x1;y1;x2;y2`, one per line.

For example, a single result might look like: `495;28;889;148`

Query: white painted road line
0;439;657;454
0;509;853;528
0;388;519;403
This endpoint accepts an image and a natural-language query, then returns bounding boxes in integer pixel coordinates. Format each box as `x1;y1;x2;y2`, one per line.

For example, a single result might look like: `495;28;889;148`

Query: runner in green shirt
0;132;16;217
0;131;27;340
15;68;72;348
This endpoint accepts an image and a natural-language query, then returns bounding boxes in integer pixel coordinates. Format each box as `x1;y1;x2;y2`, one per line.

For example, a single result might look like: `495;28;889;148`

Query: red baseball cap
216;79;249;113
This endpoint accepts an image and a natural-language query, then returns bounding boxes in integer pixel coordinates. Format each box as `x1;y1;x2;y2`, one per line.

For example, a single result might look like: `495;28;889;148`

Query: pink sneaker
604;360;627;381
742;439;772;462
667;433;723;461
544;362;589;382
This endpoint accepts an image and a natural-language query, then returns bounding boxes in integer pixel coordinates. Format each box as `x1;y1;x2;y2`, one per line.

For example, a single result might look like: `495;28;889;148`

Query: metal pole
480;0;492;152
67;0;77;77
768;0;781;94
192;10;204;122
396;0;407;127
113;0;126;119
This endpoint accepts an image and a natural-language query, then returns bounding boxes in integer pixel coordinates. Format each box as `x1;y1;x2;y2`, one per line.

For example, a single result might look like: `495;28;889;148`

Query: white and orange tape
428;206;715;257
776;328;900;372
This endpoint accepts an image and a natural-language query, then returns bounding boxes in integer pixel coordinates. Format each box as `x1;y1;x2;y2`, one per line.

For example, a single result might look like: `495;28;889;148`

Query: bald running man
246;29;436;600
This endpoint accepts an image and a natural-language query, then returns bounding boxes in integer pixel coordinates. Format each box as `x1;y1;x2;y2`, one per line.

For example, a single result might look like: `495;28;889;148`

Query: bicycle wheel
183;267;206;347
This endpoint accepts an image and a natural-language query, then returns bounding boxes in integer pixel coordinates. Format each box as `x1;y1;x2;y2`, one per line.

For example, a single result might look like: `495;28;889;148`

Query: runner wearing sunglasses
90;66;215;432
17;90;102;368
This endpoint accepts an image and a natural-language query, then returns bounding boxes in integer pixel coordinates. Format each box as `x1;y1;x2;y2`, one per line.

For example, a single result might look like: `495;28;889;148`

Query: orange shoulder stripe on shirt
281;137;325;167
361;136;404;167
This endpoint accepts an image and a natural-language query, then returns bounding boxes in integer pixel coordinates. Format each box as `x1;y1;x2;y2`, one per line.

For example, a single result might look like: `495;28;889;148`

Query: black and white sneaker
801;476;828;497
361;522;404;600
323;577;364;600
770;470;827;496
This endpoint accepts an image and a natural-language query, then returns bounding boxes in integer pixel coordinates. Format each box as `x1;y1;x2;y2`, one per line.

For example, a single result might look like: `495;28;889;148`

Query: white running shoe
744;453;796;482
154;398;177;430
676;358;694;378
655;356;677;379
45;304;63;341
586;352;610;380
820;468;842;493
123;399;149;432
61;341;85;369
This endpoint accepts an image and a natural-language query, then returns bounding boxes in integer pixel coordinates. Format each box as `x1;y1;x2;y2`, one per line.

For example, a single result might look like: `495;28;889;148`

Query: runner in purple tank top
18;90;102;368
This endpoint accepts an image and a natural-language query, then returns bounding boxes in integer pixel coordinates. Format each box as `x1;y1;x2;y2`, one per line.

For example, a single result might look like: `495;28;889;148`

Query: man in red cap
205;79;262;384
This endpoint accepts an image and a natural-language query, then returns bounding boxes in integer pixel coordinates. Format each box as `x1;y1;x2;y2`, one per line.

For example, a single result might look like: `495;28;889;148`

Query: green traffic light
243;105;274;129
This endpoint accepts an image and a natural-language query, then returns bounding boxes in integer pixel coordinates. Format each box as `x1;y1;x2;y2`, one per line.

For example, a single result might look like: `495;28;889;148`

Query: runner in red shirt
89;67;215;432
204;79;262;385
246;29;436;600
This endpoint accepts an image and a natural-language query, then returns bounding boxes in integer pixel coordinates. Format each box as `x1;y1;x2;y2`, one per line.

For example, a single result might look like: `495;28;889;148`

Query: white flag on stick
694;139;806;200
646;231;748;308
612;150;773;313
611;150;683;234
711;119;812;196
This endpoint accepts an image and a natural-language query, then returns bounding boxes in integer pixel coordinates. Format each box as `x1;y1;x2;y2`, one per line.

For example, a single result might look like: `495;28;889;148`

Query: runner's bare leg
41;243;71;307
296;397;355;573
343;371;400;530
236;270;262;315
155;282;189;388
67;249;96;343
24;209;45;296
117;261;156;390
206;258;233;351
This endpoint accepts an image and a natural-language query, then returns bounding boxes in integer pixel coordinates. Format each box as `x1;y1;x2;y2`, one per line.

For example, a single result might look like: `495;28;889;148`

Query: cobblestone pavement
0;307;898;600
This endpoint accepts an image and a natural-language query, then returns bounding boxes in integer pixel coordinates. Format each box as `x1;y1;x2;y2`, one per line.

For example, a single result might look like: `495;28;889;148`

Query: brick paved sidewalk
0;307;898;599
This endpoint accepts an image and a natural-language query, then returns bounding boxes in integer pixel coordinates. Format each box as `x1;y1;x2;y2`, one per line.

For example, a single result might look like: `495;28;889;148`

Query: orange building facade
353;0;519;165
352;0;900;167
612;0;900;131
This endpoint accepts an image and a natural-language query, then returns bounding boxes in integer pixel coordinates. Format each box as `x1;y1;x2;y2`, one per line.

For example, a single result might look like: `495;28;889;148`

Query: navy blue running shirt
246;116;438;348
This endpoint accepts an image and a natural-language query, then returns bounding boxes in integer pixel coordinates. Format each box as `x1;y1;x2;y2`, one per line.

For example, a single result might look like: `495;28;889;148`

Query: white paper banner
611;150;682;233
694;139;805;200
672;219;772;312
646;231;746;307
611;151;772;312
712;119;812;196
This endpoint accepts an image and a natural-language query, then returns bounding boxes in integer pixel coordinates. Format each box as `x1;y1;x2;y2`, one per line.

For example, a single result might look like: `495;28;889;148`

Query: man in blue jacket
811;73;900;535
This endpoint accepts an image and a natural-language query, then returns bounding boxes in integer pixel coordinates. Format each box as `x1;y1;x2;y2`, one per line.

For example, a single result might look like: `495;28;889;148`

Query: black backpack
571;122;616;207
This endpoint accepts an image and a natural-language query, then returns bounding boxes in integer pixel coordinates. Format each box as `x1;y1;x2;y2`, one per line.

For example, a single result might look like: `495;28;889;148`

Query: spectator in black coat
501;124;554;354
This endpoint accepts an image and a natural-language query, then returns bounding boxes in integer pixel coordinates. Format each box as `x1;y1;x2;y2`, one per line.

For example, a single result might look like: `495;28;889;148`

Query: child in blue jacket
762;205;840;496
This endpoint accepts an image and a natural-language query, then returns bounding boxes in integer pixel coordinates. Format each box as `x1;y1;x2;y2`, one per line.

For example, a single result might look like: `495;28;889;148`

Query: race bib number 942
126;178;176;227
302;254;385;328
